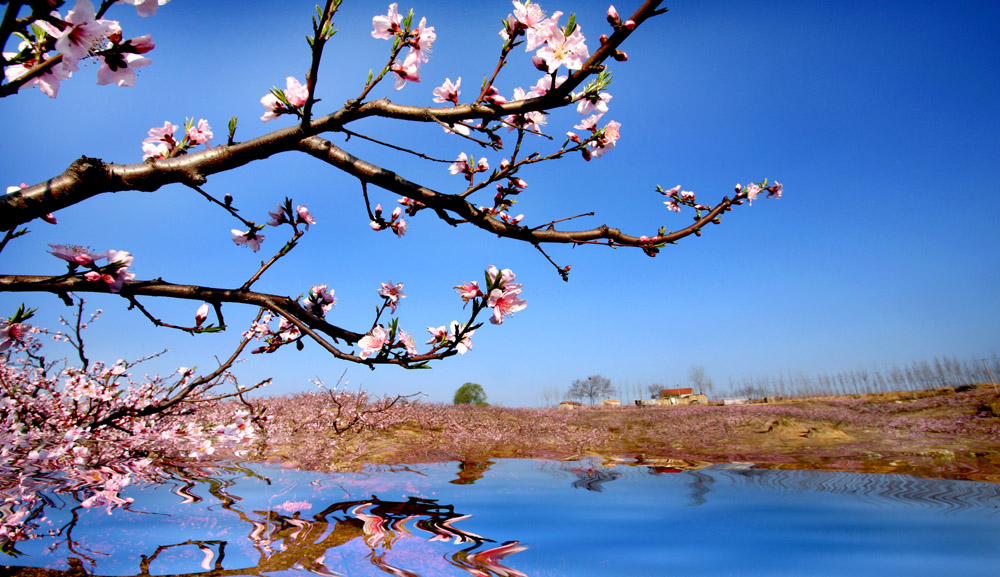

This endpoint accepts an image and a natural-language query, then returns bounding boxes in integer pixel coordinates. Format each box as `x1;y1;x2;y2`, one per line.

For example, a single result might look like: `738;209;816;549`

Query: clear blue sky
2;1;998;406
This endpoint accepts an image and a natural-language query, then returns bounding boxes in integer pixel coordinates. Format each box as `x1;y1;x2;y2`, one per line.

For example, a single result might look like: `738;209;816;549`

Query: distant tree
688;365;714;398
454;382;488;406
568;375;613;406
646;384;663;399
539;385;561;407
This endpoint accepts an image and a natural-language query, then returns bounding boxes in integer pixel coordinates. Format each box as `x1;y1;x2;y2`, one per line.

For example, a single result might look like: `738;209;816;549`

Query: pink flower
529;73;566;96
577;91;612;116
574;115;601;131
487;265;518;289
260;93;283;122
392;217;407;237
744;183;762;205
267;203;289;226
487;286;527;325
195;303;210;327
143;121;178;158
513;2;551;50
141;141;169;160
96;52;151;87
426;325;447;345
119;0;170;18
664;200;681;212
449;153;471;176
409;17;435;62
231;229;264;252
296;205;316;229
358;325;388;359
48;244;107;266
260;77;308;122
371;3;402;40
454;280;482;305
432;77;461;104
588;120;621;158
105;249;134;293
302;284;336;317
283;76;309;107
448;321;474;354
660;185;681;197
56;1;119;66
398;329;418;356
377;281;405;312
186;119;213;146
0;322;28;352
2;56;75;98
768;181;783;199
536;13;589;72
391;50;421;90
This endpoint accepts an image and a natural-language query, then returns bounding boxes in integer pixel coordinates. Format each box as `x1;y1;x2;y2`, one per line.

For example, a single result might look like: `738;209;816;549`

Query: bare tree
539;386;561;408
688;364;714;398
568;375;613;406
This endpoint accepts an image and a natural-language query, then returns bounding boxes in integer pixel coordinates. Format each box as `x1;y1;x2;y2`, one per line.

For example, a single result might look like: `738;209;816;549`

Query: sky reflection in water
5;459;1000;577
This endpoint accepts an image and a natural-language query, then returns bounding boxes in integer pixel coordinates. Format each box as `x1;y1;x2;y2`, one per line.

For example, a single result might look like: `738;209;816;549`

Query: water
3;459;999;576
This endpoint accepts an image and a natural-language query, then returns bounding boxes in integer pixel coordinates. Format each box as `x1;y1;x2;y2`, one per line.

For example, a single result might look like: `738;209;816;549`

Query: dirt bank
254;384;1000;482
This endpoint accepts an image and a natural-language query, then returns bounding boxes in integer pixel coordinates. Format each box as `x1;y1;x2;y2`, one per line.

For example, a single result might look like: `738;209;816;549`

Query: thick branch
0;1;667;229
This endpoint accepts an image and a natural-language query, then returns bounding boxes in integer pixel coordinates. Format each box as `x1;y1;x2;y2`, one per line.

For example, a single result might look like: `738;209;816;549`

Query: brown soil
259;385;1000;483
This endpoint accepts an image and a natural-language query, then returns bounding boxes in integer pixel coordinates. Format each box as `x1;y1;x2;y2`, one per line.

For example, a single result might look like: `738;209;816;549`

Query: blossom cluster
232;201;315;252
2;0;164;98
47;243;134;292
141;118;213;160
260;76;310;122
500;1;590;73
0;321;257;546
735;180;783;205
369;203;407;237
372;3;436;90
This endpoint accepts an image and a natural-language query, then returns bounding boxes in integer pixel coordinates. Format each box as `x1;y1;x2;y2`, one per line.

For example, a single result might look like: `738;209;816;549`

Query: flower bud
624;20;636;31
42;213;57;225
607;5;620;25
532;55;547;71
613;50;628;62
599;34;609;45
195;303;210;328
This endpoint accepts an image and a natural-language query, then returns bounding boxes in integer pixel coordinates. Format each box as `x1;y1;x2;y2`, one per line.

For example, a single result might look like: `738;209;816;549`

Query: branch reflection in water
3;459;1000;577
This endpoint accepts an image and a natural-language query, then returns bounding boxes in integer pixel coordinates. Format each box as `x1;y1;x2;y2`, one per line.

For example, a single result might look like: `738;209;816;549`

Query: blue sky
2;1;998;406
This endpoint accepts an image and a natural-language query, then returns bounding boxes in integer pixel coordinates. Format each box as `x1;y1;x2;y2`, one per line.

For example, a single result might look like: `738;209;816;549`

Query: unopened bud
624;20;636;31
599;34;609;45
42;213;57;225
532;55;547;71
224;193;233;207
607;5;620;25
195;303;210;328
613;50;628;62
582;148;592;162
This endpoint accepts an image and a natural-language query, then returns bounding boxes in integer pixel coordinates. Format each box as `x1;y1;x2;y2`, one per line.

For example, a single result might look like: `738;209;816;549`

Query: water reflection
3;460;999;577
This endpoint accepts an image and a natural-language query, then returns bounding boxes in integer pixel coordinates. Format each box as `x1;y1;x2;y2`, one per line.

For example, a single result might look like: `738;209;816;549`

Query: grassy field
241;384;1000;482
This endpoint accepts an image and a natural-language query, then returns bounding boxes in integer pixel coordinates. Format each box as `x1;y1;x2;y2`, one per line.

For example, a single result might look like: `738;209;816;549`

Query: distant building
723;397;749;406
633;390;709;406
558;401;583;410
600;398;621;407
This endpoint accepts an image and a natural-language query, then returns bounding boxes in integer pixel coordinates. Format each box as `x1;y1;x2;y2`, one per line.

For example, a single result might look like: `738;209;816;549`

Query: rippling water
3;459;999;576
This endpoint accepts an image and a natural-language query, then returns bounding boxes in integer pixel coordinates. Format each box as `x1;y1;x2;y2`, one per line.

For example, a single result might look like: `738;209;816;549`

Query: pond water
4;459;999;576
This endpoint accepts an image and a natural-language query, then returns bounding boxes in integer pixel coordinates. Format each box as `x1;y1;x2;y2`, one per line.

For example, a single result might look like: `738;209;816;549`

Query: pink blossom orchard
1;0;782;548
